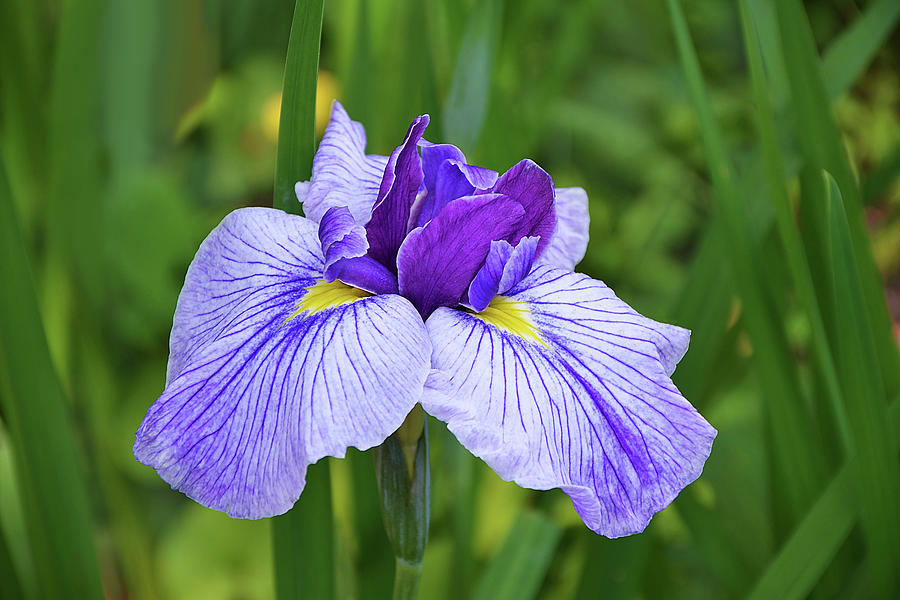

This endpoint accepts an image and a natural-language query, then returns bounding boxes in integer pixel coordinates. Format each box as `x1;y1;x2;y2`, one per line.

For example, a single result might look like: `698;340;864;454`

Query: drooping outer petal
422;266;715;537
467;236;539;312
365;115;430;271
397;194;524;318
299;101;388;224
137;207;430;518
538;187;590;270
487;159;556;256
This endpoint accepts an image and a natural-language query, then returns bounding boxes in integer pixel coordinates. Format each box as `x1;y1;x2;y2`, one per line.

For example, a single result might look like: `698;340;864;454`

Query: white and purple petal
422;266;713;537
136;207;430;518
299;101;389;224
539;187;590;271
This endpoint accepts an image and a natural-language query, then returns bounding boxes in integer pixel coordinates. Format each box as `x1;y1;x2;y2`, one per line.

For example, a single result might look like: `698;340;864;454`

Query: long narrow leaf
738;0;850;454
823;173;900;595
46;0;105;309
821;0;900;101
676;0;900;408
0;161;104;600
274;0;324;213
0;519;25;600
666;0;825;530
748;398;900;600
772;0;900;397
442;0;502;152
271;2;334;599
472;511;561;600
273;463;335;600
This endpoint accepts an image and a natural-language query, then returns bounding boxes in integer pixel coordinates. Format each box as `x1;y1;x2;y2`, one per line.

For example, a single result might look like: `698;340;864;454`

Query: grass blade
772;0;900;397
738;0;851;454
821;0;900;101
47;0;105;309
672;0;900;409
271;3;334;599
823;173;900;595
274;0;324;213
472;511;561;600
0;160;104;599
0;522;25;600
272;462;335;600
441;0;502;152
666;0;825;530
748;397;900;600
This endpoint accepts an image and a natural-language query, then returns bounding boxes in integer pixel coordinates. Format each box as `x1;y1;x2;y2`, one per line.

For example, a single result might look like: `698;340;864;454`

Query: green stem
392;558;423;600
374;406;431;600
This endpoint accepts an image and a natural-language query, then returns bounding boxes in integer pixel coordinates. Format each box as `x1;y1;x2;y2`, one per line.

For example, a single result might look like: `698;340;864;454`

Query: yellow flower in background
261;70;340;142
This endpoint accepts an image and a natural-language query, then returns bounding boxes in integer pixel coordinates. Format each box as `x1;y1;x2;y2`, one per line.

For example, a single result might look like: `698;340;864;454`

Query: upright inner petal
467;236;539;312
486;159;556;256
397;194;524;318
365;115;430;272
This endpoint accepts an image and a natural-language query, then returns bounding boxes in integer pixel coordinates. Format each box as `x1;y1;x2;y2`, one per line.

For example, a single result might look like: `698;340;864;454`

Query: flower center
286;279;373;322
470;296;548;348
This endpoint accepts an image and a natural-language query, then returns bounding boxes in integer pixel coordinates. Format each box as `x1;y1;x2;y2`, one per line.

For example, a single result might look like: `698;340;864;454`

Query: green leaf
667;0;825;531
738;0;850;454
274;0;324;213
47;0;105;309
821;0;900;101
0;525;25;600
472;511;561;600
0;160;105;600
0;0;47;229
271;3;333;599
772;0;900;398
272;462;335;600
748;397;900;600
823;173;900;595
672;0;900;411
442;0;502;151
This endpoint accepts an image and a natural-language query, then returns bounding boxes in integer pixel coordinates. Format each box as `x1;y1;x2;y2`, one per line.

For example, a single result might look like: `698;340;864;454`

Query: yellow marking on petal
285;279;372;323
471;296;549;349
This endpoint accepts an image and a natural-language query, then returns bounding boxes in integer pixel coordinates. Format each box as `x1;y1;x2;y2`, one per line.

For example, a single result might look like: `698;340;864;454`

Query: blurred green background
1;0;899;598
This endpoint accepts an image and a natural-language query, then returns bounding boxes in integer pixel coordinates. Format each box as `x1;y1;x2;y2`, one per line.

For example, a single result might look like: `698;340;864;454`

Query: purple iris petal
137;208;430;518
365;115;430;271
467;236;539;312
397;194;525;318
420;142;466;194
319;206;368;269
318;206;398;295
485;159;556;256
325;256;399;295
139;107;713;535
422;266;714;537
299;102;388;224
539;187;590;270
414;160;499;227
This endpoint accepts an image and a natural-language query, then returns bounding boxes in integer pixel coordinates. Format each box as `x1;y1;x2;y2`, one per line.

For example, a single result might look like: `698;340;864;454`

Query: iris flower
135;102;715;537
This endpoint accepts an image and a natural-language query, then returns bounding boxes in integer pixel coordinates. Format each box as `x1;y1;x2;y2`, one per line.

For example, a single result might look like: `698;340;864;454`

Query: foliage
1;0;898;598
